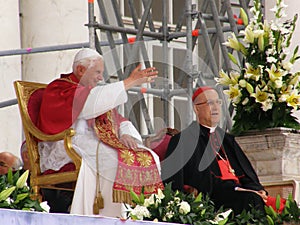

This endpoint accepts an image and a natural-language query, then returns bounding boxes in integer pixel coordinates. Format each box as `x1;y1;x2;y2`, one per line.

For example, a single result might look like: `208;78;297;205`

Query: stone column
0;0;22;156
19;0;89;83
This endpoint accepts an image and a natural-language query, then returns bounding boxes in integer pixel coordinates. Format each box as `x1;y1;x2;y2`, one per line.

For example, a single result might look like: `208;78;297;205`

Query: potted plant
217;0;300;136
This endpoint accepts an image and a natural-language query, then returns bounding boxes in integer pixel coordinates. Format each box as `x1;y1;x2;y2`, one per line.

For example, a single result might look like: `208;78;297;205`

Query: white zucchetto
74;48;102;62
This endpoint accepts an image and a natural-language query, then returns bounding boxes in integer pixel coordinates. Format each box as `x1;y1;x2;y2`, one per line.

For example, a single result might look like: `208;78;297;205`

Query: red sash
94;111;164;204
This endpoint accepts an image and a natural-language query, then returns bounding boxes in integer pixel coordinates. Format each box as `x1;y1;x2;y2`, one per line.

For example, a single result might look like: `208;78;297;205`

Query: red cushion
151;134;172;161
28;89;45;126
43;162;76;175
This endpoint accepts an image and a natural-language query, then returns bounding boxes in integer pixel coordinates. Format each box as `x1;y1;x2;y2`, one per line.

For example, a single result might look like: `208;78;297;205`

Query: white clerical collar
201;124;217;133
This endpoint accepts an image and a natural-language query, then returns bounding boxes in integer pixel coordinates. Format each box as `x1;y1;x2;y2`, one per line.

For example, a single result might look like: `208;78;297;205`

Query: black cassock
161;122;265;215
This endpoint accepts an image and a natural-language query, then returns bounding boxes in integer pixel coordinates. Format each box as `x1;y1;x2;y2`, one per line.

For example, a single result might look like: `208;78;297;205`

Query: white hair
12;157;23;171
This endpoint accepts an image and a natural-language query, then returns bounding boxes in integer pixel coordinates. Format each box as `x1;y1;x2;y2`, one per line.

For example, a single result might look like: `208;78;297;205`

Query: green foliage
128;184;300;225
0;169;48;212
265;195;300;225
128;183;232;225
228;207;268;225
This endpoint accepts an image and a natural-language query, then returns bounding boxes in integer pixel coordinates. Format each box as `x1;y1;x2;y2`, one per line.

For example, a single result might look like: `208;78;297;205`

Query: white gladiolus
267;56;277;63
282;61;293;71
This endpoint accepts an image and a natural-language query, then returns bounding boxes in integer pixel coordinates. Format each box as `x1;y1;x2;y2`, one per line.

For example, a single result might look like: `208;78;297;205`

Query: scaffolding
0;0;264;136
87;0;259;134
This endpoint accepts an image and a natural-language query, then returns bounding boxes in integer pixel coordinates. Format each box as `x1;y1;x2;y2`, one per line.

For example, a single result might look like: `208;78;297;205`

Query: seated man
36;48;164;217
162;86;267;215
0;151;22;175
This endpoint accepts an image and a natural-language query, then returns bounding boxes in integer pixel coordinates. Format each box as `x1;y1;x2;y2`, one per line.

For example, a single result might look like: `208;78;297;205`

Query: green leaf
275;195;281;211
218;217;228;225
194;192;202;203
14;193;29;204
7;169;13;185
130;189;140;204
266;215;274;225
0;186;16;201
227;52;239;66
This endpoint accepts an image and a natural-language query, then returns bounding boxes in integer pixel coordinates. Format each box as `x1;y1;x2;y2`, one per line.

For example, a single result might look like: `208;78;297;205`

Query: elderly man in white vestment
36;48;163;217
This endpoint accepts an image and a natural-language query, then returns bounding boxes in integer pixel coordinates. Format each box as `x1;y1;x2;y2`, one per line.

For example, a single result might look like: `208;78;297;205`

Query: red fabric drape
37;73;91;134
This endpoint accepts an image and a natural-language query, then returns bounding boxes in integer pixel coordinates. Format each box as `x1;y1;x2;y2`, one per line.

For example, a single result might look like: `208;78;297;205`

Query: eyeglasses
0;161;8;168
194;99;222;106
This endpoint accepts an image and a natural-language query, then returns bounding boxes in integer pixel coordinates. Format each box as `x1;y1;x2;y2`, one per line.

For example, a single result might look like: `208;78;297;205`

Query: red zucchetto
192;86;214;102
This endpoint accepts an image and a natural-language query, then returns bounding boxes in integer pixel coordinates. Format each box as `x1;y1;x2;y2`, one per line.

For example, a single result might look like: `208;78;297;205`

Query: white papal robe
39;81;160;217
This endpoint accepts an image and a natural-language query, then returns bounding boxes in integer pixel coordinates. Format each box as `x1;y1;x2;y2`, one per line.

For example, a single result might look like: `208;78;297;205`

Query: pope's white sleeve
78;81;127;120
119;121;143;144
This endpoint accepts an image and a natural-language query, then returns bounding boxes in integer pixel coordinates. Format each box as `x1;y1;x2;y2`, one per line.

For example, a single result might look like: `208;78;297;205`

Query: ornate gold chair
14;80;81;200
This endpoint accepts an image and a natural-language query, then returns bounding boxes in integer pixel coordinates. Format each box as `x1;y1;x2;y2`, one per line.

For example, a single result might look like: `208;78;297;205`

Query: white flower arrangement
127;184;300;224
217;0;300;135
0;169;49;212
127;184;232;224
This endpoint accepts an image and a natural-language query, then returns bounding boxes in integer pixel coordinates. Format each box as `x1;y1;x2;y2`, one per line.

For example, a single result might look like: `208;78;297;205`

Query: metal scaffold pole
88;0;96;49
162;0;169;127
0;0;263;133
185;0;194;126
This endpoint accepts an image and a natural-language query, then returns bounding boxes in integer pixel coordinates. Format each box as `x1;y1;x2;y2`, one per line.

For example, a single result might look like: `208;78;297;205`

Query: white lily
16;170;29;189
286;90;300;109
40;201;50;213
241;26;254;43
224;85;242;104
244;63;261;81
223;33;240;51
208;209;233;225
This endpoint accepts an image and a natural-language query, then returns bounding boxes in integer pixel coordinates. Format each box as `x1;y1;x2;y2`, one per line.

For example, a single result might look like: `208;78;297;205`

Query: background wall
0;0;22;157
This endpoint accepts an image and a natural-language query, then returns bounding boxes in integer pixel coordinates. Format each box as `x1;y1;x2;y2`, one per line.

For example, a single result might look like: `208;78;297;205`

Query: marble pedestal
235;127;300;201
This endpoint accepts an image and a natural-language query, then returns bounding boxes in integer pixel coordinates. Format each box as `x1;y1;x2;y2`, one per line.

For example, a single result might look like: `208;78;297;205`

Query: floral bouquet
127;183;300;224
217;0;300;135
0;169;49;212
127;183;232;225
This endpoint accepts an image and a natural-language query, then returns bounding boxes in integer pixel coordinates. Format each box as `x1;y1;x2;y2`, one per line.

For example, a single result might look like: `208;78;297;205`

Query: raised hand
123;64;158;90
